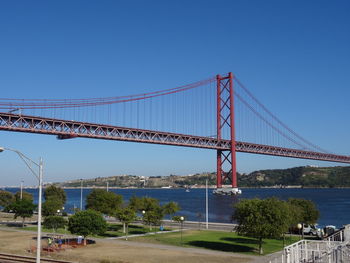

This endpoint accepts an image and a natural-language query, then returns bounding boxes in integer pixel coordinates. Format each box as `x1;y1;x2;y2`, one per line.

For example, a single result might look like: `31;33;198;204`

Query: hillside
238;166;350;187
53;173;218;188
53;166;350;188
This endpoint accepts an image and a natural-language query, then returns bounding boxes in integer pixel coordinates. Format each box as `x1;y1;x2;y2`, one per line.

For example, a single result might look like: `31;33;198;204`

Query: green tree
43;216;67;232
128;195;142;211
129;196;159;212
287;203;303;226
162;201;180;219
115;207;137;240
44;185;66;207
129;196;162;230
288;198;319;224
14;191;33;202
10;199;36;227
142;206;164;231
68;210;107;244
288;198;320;238
0;190;15;211
42;199;63;216
233;198;292;255
130;196;179;230
86;189;123;216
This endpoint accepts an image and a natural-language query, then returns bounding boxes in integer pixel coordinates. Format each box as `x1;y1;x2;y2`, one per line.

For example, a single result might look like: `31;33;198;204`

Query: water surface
5;188;350;228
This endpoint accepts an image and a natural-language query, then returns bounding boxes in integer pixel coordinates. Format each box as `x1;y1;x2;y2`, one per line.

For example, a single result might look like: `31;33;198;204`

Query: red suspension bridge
1;73;349;194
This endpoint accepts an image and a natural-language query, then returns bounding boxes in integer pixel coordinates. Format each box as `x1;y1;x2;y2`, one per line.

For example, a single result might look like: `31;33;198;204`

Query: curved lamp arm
0;147;39;180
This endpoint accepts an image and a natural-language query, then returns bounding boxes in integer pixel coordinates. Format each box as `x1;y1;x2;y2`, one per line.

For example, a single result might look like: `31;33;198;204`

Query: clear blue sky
0;0;349;186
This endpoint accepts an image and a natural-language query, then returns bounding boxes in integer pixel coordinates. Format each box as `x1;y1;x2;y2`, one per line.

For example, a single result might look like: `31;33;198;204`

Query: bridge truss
1;72;349;191
0;112;349;162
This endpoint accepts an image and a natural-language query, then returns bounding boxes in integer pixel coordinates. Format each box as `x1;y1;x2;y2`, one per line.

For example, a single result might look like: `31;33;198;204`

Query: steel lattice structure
0;112;349;164
1;72;350;190
216;73;237;188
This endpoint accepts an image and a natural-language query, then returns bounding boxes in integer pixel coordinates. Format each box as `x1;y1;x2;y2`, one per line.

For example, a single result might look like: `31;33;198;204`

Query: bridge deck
1;112;349;164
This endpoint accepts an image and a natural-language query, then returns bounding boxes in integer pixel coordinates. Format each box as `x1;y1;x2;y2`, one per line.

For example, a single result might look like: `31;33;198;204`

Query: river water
4;188;350;228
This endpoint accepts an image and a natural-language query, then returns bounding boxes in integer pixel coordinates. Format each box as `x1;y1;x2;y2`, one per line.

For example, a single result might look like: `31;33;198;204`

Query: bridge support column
215;72;240;195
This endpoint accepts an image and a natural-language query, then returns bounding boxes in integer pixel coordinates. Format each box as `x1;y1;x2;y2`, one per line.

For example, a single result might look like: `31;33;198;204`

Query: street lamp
205;179;208;230
297;223;302;240
180;216;184;246
0;147;43;263
80;179;83;211
20;180;24;200
142;210;152;231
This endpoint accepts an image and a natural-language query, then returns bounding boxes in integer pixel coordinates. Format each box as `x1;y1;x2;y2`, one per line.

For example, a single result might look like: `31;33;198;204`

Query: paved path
105;229;182;239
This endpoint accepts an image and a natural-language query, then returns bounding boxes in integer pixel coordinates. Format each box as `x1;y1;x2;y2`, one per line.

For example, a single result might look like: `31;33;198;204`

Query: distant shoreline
3;165;349;190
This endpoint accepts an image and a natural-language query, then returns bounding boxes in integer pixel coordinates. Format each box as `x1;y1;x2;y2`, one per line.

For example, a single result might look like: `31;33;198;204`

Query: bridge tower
214;72;241;195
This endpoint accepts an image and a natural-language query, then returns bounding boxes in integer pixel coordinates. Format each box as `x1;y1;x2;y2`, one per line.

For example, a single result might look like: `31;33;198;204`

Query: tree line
0;187;180;242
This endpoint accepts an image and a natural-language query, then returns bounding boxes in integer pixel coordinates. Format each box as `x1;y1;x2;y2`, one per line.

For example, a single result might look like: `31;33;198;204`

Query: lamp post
142;210;147;232
297;223;302;240
180;216;184;246
0;147;43;263
80;179;83;211
205;179;208;230
20;180;24;200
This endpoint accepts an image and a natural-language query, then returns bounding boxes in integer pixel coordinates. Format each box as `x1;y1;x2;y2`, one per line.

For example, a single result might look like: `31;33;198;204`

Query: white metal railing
268;226;350;263
326;229;345;242
283;239;344;263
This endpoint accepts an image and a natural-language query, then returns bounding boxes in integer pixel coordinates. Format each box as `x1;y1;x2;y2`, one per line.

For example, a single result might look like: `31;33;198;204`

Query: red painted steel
216;73;237;188
216;74;222;188
0;112;349;164
229;72;237;188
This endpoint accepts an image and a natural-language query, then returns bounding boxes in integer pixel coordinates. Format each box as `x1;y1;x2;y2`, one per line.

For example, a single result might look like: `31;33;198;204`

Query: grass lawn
130;230;300;255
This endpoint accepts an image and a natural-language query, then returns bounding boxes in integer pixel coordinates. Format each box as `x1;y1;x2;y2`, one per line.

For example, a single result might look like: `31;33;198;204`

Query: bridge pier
216;73;240;195
213;187;241;195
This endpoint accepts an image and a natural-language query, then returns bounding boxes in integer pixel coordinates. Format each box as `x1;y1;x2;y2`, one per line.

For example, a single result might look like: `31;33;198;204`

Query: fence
268;225;350;263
